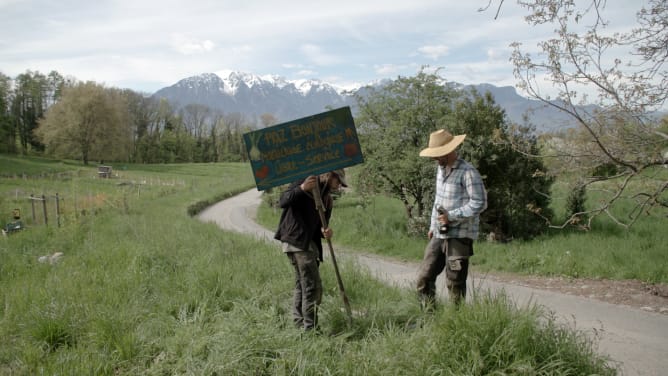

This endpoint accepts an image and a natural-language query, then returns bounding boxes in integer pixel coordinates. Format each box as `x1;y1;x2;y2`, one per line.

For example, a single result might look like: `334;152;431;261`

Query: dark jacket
274;178;333;261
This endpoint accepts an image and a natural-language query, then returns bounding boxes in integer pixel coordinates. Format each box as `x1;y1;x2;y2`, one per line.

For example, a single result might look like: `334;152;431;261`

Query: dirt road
198;189;668;376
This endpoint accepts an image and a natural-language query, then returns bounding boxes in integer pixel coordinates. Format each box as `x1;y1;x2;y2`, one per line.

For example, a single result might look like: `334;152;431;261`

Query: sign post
244;106;363;325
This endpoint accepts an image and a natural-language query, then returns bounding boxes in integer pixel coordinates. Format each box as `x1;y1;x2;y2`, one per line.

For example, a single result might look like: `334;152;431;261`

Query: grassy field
0;155;618;374
258;165;668;284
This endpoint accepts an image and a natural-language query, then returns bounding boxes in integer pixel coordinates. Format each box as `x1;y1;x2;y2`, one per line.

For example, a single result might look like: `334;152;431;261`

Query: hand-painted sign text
243;106;363;190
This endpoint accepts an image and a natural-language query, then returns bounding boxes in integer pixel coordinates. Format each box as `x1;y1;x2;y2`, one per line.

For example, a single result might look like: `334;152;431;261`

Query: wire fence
1;175;187;234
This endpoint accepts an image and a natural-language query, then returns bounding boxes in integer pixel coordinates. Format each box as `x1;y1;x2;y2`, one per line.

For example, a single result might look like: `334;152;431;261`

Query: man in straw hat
417;129;487;308
274;169;347;331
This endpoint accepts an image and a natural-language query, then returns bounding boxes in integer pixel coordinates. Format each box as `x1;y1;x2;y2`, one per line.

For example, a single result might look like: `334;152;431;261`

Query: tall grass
0;156;617;374
257;166;668;283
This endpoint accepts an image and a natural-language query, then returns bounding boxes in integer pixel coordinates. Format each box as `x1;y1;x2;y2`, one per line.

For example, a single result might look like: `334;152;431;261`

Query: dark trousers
286;245;322;330
416;237;472;307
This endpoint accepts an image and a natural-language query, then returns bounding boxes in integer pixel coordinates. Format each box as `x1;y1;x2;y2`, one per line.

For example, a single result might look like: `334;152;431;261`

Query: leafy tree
130;97;177;163
121;89;153;162
11;71;49;153
489;0;668;228
0;70;67;155
0;72;15;153
354;69;456;221
452;90;554;240
35;81;132;164
44;71;66;108
355;70;554;239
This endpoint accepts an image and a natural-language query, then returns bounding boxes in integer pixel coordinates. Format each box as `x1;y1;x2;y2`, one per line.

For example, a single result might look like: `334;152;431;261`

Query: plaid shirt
430;158;487;240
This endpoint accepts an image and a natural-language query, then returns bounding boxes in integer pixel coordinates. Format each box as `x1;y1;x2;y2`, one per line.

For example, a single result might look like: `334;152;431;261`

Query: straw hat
419;129;466;158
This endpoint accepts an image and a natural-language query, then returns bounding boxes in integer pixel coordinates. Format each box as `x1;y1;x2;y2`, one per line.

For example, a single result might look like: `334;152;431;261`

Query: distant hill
152;72;352;125
152;71;588;132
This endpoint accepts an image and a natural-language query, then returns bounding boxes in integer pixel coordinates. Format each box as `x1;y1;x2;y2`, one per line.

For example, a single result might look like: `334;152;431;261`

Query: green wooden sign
243;106;363;191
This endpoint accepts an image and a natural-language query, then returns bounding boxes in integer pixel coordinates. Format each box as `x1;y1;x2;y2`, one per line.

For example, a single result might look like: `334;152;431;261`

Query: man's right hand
300;175;317;192
428;230;433;240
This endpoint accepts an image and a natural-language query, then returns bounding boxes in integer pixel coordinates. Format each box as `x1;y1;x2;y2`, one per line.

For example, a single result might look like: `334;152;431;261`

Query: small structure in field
98;165;113;178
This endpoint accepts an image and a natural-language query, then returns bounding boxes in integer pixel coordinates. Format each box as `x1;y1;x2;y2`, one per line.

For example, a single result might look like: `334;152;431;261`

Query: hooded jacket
274;178;333;261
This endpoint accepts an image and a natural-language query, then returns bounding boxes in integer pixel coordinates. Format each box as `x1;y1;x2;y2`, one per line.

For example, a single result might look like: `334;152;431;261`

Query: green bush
565;183;588;226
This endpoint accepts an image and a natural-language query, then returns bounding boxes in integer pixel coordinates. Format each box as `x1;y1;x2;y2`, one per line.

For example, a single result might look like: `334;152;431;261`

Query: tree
12;71;49;153
180;103;214;162
217;112;252;162
127;96;177;163
355;69;554;239
181;103;212;140
45;71;66;108
452;90;554;239
354;69;456;221
36;81;132;164
121;89;154;162
0;72;15;153
496;0;667;228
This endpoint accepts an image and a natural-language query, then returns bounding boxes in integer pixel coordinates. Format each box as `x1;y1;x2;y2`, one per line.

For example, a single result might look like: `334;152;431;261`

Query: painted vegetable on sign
247;132;262;161
255;165;270;179
343;143;359;157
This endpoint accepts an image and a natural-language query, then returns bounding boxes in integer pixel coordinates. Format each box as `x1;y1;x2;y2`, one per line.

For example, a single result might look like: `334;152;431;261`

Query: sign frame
243;106;363;191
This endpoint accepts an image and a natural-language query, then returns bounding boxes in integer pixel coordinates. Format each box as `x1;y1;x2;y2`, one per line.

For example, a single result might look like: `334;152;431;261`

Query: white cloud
0;0;647;100
418;45;450;60
296;70;317;77
282;63;305;69
300;44;341;66
486;48;505;61
170;34;215;55
374;64;403;76
0;0;22;8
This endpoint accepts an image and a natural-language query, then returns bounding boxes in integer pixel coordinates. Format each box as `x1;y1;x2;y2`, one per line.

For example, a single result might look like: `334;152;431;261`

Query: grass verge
0;157;617;374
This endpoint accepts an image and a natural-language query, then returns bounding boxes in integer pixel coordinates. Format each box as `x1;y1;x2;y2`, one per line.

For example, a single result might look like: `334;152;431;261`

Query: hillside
153;72;586;132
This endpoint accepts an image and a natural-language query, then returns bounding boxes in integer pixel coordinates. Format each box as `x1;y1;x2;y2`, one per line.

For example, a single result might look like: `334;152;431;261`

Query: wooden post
312;182;353;326
42;194;48;226
55;193;61;227
30;194;36;223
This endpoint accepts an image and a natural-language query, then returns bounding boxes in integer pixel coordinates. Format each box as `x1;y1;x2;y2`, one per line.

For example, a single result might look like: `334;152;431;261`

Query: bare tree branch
500;0;668;230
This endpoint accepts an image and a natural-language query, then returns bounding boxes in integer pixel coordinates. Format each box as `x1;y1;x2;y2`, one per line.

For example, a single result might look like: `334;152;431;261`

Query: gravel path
198;188;668;376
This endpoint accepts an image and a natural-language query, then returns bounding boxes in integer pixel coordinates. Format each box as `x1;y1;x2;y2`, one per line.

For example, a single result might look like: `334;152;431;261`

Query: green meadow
258;168;668;284
0;154;633;374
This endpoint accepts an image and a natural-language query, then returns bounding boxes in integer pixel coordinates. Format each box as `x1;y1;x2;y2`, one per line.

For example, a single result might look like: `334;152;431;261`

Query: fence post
42;194;48;226
30;194;36;223
55;193;61;227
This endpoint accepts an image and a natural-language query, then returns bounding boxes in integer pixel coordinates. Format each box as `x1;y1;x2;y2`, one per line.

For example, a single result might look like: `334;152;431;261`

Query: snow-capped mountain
152;71;583;131
152;71;353;124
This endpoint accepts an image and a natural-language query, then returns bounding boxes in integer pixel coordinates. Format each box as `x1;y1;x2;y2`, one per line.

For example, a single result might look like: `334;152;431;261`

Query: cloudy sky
0;0;642;95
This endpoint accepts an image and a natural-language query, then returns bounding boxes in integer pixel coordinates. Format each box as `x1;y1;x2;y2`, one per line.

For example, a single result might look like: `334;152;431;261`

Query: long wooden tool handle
312;183;353;326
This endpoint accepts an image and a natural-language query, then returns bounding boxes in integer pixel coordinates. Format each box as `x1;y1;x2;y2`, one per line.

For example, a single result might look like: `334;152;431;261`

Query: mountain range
152;71;582;132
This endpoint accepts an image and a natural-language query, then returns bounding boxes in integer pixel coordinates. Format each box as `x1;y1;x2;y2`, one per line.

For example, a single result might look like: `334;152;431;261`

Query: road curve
197;189;668;376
